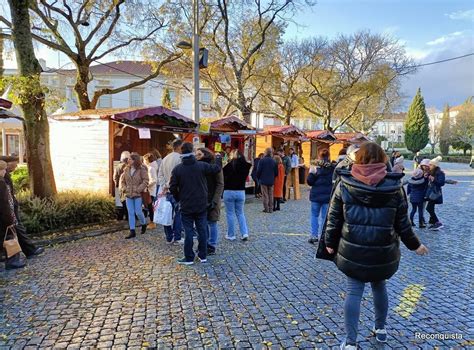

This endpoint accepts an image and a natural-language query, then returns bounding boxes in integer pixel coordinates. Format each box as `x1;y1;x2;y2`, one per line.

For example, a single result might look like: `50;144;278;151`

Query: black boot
125;229;136;239
5;252;27;269
419;221;426;228
141;224;147;234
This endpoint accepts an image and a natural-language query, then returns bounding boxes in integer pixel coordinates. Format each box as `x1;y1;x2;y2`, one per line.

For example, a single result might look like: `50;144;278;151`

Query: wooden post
287;168;301;200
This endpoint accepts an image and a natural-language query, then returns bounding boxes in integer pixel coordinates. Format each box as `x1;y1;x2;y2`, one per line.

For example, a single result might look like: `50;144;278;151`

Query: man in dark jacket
169;143;222;265
0;156;43;258
256;148;278;213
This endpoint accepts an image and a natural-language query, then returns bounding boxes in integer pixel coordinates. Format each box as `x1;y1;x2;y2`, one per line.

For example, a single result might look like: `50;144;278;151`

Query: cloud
426;31;465;46
446;9;474;21
405;47;431;61
402;34;474;110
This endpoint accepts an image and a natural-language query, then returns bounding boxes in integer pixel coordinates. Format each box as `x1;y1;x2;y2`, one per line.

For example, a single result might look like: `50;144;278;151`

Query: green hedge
396;153;471;163
16;191;116;235
11;166;29;192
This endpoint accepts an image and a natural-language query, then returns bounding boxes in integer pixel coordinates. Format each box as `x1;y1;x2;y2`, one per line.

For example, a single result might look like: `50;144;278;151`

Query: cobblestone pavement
1;162;473;349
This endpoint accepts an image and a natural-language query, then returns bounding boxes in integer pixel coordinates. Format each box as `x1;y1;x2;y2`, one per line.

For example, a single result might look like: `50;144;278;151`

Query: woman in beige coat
119;153;149;239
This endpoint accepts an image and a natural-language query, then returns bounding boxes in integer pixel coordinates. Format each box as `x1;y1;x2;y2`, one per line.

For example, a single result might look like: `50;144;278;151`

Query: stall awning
0;108;24;129
306;130;336;141
208;115;254;132
259;125;307;141
335;132;370;143
51;106;198;132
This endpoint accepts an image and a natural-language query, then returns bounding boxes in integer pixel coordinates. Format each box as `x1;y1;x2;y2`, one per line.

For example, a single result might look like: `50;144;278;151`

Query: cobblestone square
1;163;472;349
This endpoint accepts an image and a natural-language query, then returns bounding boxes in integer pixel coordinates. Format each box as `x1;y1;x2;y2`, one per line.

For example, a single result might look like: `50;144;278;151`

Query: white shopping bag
153;197;173;226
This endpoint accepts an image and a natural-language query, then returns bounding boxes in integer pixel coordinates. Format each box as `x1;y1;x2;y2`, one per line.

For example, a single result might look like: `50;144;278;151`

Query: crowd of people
1;137;457;348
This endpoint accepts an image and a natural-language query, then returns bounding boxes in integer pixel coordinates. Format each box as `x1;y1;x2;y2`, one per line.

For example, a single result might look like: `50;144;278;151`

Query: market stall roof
260;125;307;140
335;132;370;143
306;130;336;141
0;97;13;109
50;106;198;132
0;108;23;121
207;115;254;132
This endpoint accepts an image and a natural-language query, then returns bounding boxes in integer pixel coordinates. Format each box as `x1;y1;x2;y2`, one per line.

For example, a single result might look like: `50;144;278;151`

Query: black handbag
425;183;442;202
315;233;336;262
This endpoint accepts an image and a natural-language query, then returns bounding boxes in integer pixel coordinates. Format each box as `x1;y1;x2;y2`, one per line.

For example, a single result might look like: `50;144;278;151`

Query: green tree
161;88;172;109
404;88;430;153
7;0;56;197
451;98;474;155
439;104;451;155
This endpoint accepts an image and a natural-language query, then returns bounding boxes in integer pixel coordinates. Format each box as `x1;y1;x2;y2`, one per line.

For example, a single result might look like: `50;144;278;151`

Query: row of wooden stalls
47;106;369;197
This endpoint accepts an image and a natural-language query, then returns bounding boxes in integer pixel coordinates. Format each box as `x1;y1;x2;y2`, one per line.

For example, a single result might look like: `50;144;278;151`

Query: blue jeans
126;197;146;230
181;211;208;261
208;221;219;248
410;202;424;223
164;194;182;242
310;202;328;238
344;277;388;345
223;190;248;238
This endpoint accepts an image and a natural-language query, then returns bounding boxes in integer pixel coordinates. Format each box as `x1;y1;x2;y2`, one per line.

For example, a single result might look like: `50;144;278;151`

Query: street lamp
175;1;201;124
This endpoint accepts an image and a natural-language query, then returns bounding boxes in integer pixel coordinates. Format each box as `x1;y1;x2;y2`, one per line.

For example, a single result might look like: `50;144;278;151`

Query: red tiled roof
61;61;155;76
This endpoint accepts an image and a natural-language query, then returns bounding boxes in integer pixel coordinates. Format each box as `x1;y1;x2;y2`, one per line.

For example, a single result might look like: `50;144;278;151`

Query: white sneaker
241;234;249;241
174;238;185;244
225;235;236;241
340;341;357;350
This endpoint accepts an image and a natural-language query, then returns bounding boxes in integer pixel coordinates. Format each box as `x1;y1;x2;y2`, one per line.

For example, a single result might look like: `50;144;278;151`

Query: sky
3;0;474;110
284;0;474;110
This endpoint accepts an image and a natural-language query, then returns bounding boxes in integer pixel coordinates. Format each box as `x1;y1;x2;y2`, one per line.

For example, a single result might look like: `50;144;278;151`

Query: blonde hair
0;160;7;171
273;155;282;164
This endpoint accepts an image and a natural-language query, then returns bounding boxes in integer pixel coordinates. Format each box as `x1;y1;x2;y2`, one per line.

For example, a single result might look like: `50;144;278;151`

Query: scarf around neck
351;163;387;186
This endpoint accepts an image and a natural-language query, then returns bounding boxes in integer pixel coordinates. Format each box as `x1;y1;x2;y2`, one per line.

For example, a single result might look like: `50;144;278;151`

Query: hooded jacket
325;170;421;282
169;155;222;214
407;176;428;204
307;160;335;203
201;156;224;222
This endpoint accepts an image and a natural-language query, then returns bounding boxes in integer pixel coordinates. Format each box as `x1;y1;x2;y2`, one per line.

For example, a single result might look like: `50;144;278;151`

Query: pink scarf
351;163;387;186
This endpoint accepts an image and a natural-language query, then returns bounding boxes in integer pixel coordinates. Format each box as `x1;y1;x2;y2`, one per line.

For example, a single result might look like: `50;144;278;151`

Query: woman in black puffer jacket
325;142;428;349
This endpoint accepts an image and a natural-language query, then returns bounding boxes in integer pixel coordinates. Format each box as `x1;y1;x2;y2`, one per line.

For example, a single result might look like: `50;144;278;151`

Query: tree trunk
284;115;291;126
8;0;57;197
74;63;93;110
431;144;435;154
323;117;332;132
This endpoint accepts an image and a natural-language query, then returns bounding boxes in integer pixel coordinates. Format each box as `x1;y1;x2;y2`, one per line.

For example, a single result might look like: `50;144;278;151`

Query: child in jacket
406;168;428;227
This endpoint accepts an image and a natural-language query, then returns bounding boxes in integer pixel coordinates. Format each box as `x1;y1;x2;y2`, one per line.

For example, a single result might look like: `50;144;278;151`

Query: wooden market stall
302;130;337;164
331;132;370;159
184;115;256;160
49;106;197;194
256;125;307;200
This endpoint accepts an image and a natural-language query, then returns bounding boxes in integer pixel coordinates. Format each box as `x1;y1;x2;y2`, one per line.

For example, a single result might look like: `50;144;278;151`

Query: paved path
1;162;473;349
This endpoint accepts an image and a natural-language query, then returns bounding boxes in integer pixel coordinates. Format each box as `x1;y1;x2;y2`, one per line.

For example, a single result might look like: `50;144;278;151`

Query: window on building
6;134;20;156
130;89;144;107
200;89;212;110
397;125;402;134
168;89;179;109
98;94;112;108
382;124;386;133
